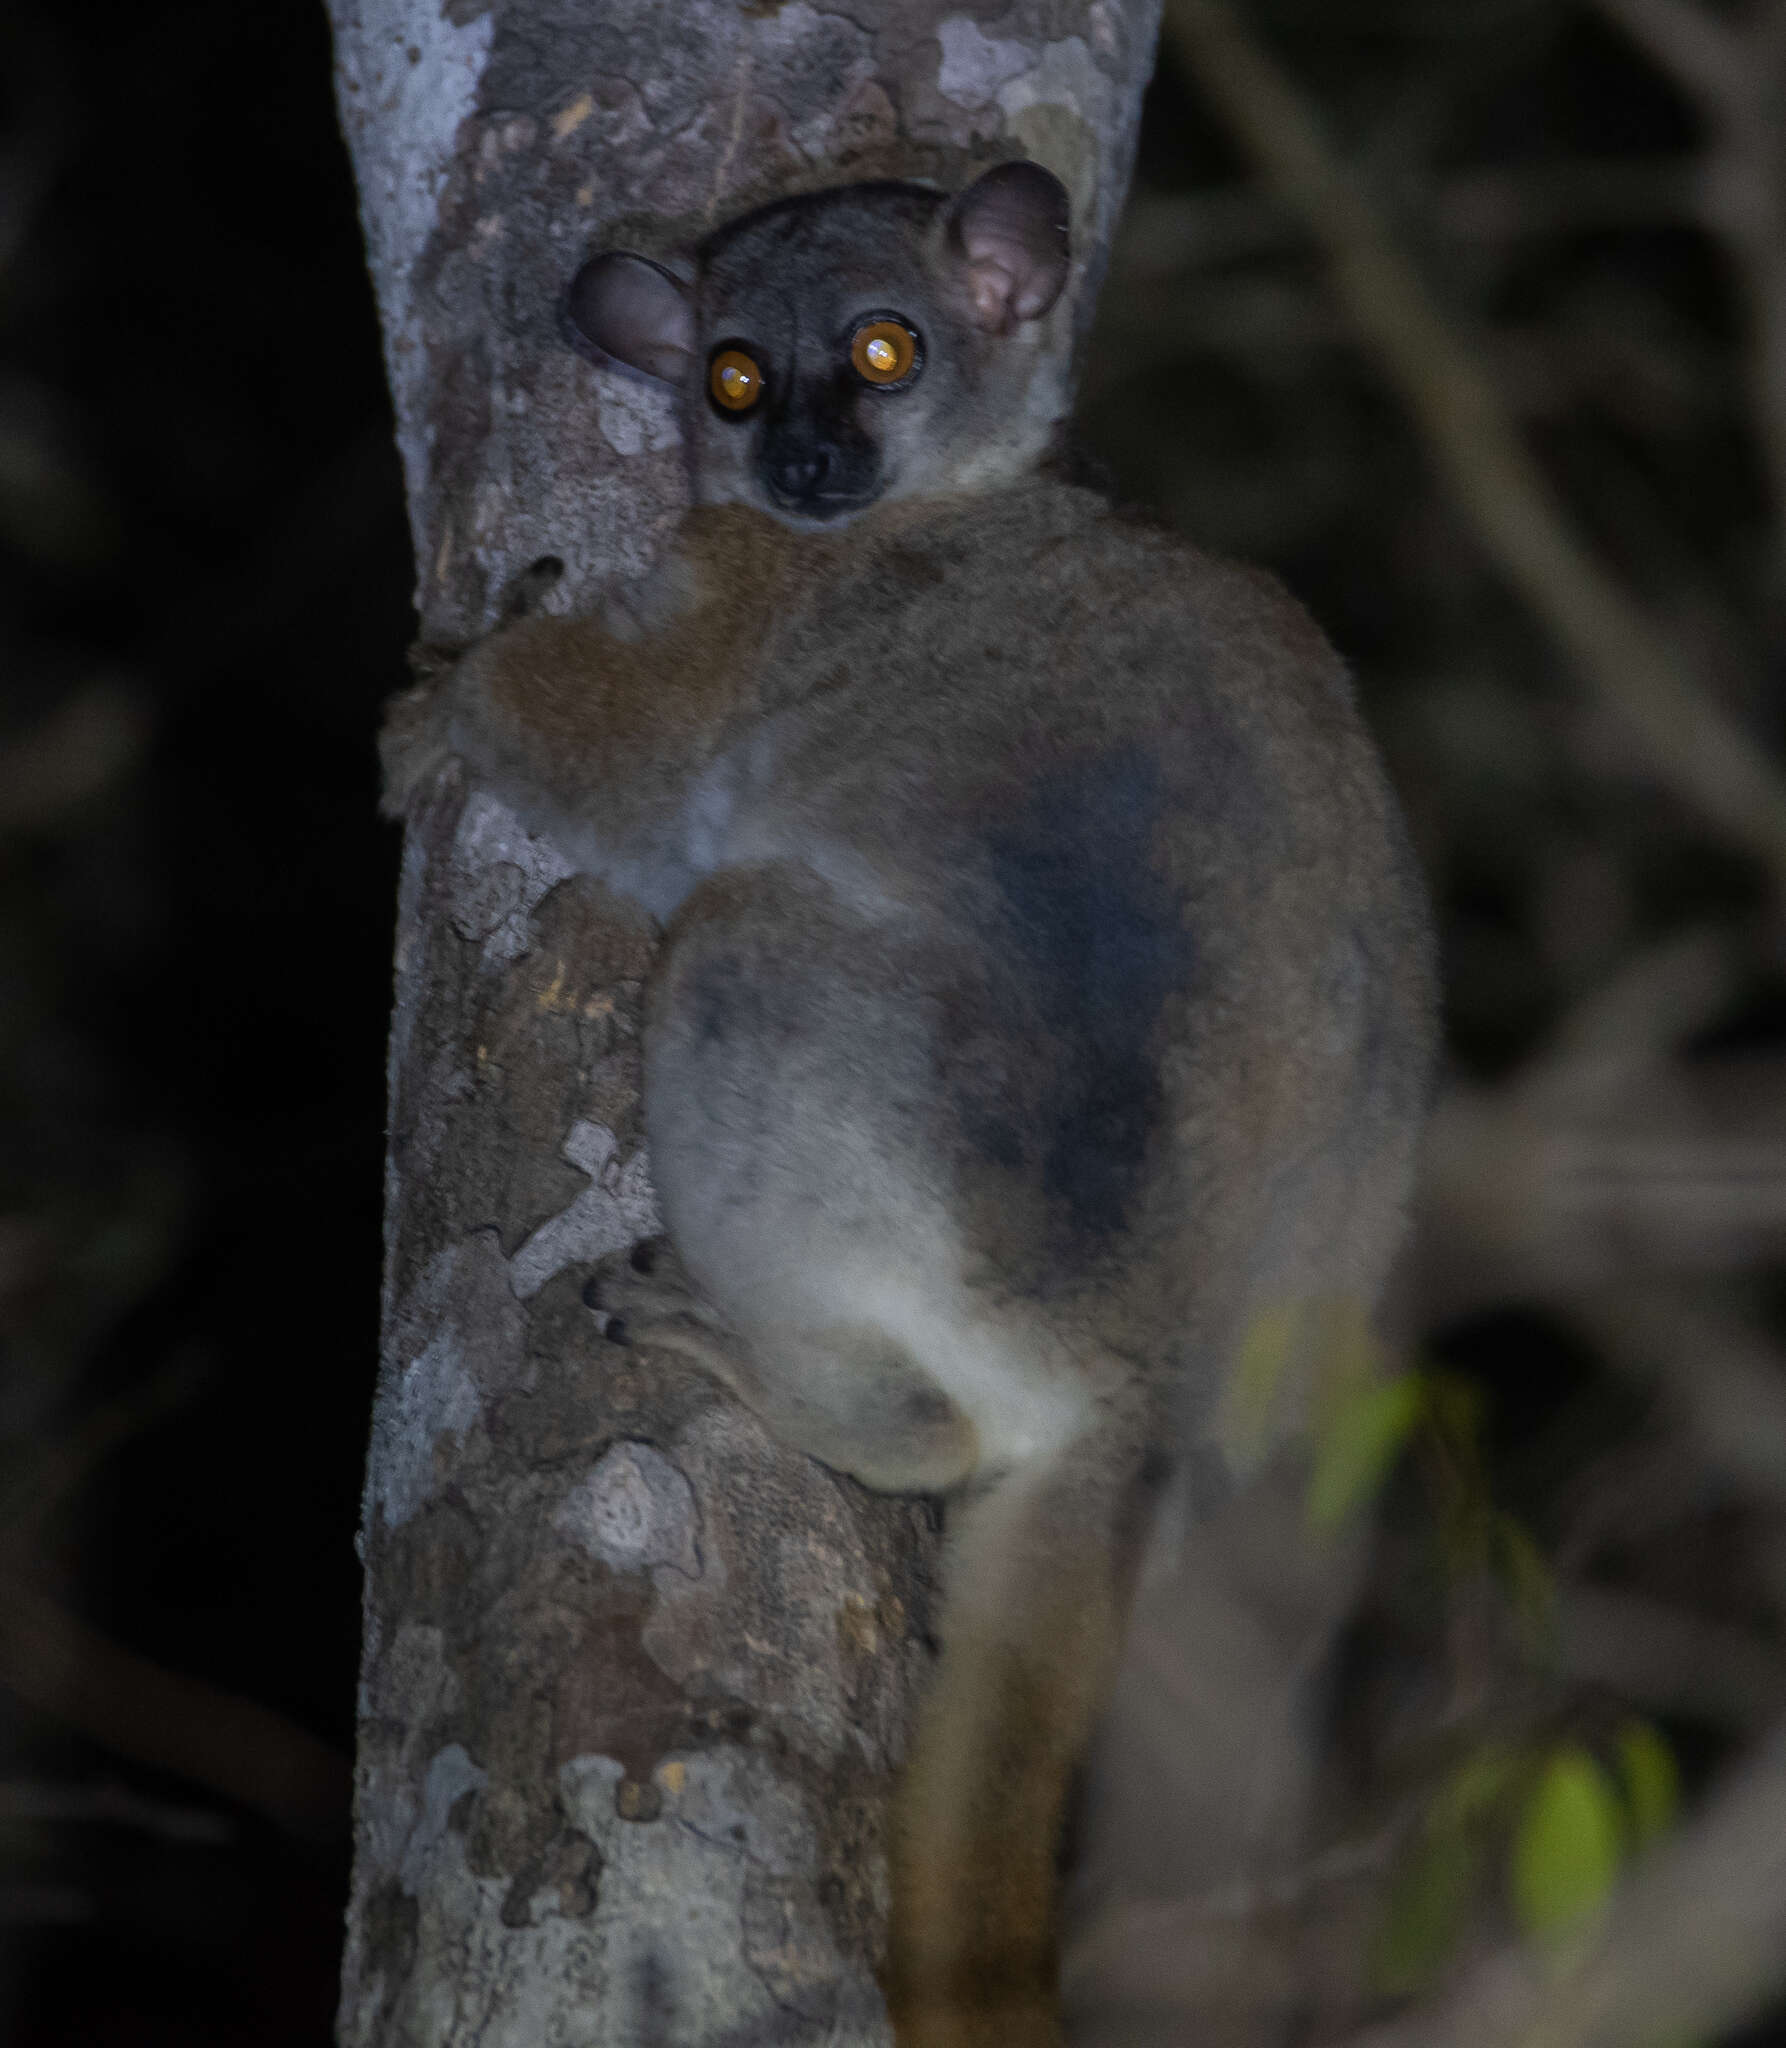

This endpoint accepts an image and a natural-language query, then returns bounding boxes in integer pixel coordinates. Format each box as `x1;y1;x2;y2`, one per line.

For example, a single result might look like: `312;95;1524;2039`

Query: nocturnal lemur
383;159;1435;2048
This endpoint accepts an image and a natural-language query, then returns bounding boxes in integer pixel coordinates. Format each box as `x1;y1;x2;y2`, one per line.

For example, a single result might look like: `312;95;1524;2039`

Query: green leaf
1510;1746;1625;1949
1306;1371;1423;1529
1616;1720;1679;1850
1372;1814;1477;1996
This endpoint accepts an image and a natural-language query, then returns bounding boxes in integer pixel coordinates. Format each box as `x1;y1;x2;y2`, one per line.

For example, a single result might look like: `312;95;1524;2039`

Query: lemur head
564;162;1071;526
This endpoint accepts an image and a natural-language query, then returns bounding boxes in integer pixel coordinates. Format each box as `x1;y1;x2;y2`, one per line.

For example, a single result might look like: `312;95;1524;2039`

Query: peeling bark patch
508;1119;661;1298
742;1871;842;2025
374;1327;482;1529
824;77;902;176
639;1406;921;1761
555;1441;702;1580
332;1;494;313
615;1776;662;1822
452;788;575;965
401;1743;490;1894
500;1826;604;1927
363;1619;459;1725
835;1589;881;1660
553;1595;738;1786
349;1878;418;2046
676;1752;858;2030
995;35;1107;216
449;858;533;947
331;0;494;529
381;1158;530;1404
593;369;682;459
465;879;656;1264
754;4;875;162
671;1746;819;1875
935;15;1036;105
552;1748;887;2045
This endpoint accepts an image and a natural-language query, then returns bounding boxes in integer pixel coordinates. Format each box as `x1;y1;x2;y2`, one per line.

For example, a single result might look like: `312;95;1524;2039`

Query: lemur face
565;162;1071;526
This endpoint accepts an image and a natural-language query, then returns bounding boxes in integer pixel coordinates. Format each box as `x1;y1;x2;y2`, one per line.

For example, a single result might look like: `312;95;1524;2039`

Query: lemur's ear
947;161;1071;334
563;253;695;383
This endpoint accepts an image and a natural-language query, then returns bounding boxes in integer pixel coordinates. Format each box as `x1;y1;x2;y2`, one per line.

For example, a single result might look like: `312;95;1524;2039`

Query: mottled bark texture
326;3;1161;2042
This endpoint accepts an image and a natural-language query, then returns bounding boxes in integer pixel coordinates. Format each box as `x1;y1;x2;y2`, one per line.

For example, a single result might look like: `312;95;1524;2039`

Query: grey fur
385;167;1436;2048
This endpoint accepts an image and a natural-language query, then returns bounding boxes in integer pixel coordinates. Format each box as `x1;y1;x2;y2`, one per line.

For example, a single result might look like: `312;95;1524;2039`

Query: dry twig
0;1581;349;1848
1415;931;1786;1314
1113;158;1701;279
0;1353;347;1847
1161;0;1786;892
1594;0;1786;590
1576;1284;1786;1515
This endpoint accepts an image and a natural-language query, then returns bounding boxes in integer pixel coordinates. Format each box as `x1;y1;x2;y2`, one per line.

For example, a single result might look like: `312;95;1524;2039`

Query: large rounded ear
562;253;695;383
947;160;1070;334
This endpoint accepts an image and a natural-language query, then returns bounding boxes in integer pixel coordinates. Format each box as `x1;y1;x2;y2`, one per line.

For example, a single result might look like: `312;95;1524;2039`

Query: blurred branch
1063;1833;1391;2044
1415;932;1786;1316
0;23;76;284
1577;1285;1786;1513
1592;0;1749;109
0;1354;345;1847
1595;0;1786;590
0;678;147;831
0;1347;205;1570
0;1580;348;1848
1161;0;1786;894
0;1881;92;1927
1116;158;1700;278
1344;1719;1786;2048
0;1777;234;1844
1420;1061;1786;1308
1555;1581;1786;1725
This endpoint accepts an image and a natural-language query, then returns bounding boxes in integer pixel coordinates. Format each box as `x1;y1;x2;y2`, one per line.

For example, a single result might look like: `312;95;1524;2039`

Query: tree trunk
324;2;1161;2040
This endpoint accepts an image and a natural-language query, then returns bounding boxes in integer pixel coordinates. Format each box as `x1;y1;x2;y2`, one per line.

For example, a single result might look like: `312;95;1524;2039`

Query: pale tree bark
324;4;1161;2042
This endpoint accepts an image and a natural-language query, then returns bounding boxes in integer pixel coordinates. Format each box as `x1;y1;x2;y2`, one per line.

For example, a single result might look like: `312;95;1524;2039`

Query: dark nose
764;442;831;502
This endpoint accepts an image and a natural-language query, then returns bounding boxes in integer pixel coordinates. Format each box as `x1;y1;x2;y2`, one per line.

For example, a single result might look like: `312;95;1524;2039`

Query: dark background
2;0;1782;2039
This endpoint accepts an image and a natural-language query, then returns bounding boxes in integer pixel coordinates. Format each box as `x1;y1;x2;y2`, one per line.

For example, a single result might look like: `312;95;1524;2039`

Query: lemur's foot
582;1236;721;1347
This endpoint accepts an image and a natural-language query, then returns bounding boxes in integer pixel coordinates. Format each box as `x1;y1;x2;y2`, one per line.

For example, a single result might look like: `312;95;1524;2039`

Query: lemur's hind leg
582;1239;980;1494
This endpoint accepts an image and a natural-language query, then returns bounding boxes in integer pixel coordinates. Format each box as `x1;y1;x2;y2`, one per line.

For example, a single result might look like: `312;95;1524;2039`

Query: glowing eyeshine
710;348;764;413
851;319;918;386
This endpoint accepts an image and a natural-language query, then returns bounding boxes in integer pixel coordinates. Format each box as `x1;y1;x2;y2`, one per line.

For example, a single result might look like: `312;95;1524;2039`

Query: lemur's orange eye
709;348;764;412
851;320;918;385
